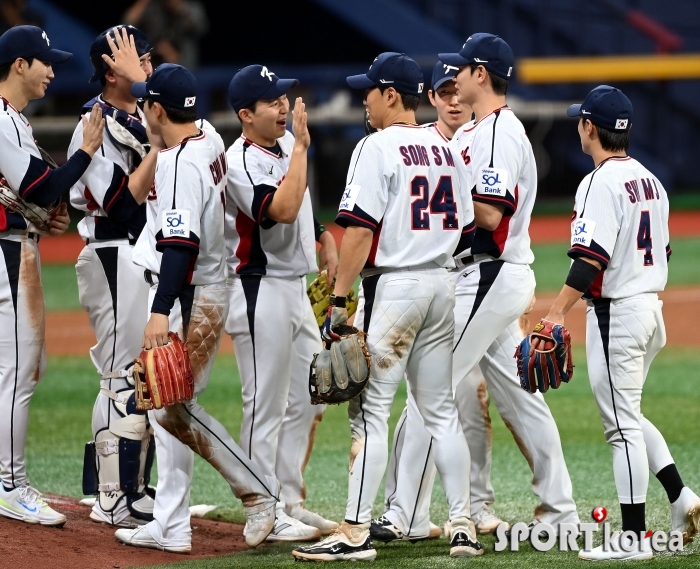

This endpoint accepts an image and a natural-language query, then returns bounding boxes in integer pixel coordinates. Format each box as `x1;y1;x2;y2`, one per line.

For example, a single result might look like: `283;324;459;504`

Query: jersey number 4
410;176;459;230
637;210;653;266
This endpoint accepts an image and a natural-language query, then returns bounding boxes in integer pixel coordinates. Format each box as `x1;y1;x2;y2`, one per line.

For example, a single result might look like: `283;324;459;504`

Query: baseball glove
133;332;194;410
309;324;371;405
0;178;60;235
515;319;574;393
307;270;359;327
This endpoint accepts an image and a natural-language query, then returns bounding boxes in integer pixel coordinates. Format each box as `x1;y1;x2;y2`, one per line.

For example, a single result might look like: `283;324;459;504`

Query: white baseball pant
144;283;277;547
226;275;324;511
384;260;579;537
76;240;152;519
0;234;46;489
586;294;677;504
346;267;471;524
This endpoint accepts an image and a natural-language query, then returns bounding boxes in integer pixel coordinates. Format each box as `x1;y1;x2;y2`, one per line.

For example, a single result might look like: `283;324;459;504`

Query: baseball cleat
292;521;376;561
115;525;191;553
473;505;508;534
90;492;154;528
288;504;339;535
265;512;321;542
244;501;277;547
671;486;700;544
370;515;440;543
0;484;67;526
449;517;484;558
578;531;652;561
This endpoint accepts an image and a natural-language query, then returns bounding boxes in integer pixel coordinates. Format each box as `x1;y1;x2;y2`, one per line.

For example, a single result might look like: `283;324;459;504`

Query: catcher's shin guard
87;379;155;522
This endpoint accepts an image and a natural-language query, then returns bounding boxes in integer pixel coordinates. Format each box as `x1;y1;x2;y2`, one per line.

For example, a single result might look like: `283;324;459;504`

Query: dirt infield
45;286;699;356
0;495;246;569
38;210;700;264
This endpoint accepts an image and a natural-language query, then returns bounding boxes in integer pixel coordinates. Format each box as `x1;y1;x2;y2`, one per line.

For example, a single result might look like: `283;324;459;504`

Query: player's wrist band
330;294;347;308
565;257;601;293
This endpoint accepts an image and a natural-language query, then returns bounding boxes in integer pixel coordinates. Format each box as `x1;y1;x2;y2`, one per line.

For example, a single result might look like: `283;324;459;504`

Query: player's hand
318;231;338;284
102;26;148;83
79;104;105;157
321;305;348;343
147;123;165;152
143;313;171;349
49;202;70;236
291;97;310;150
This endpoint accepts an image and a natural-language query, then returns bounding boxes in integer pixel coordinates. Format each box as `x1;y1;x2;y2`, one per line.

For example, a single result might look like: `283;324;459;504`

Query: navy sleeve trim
155;229;200;253
20;150;92;207
336;205;378;231
472;189;516;216
151;247;197;315
252;184;278;229
101;165;140;223
453;220;476;256
567;239;611;269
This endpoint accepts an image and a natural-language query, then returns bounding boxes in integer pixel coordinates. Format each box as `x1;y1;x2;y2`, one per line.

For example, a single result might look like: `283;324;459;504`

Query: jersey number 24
411;176;459;230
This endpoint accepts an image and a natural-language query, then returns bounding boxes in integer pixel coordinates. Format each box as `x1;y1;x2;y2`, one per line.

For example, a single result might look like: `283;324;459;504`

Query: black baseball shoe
449;517;485;558
292;522;376;562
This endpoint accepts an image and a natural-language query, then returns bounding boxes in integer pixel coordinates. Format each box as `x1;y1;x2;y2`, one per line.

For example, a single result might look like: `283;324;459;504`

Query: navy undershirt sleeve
151;247;196;315
20;150;92;207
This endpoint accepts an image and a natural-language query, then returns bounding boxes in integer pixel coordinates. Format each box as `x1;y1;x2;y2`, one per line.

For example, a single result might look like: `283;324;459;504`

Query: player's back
337;124;473;270
570;156;670;299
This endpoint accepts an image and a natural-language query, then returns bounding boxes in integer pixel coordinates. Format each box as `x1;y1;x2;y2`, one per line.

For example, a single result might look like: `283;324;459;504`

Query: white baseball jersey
569;156;670;299
132;128;227;285
337;123;475;269
68;96;146;241
450;107;536;264
0;97;51;213
422;121;451;143
225;131;317;277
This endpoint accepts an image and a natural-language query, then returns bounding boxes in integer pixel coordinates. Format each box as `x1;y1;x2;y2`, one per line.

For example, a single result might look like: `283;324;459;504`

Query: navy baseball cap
228;65;298;113
131;64;197;110
89;26;151;83
567;85;633;132
439;33;514;79
0;25;72;67
347;52;424;96
431;61;459;90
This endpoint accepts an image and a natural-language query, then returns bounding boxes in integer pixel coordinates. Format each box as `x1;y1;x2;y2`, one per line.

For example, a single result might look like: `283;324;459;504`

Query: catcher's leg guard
87;378;155;526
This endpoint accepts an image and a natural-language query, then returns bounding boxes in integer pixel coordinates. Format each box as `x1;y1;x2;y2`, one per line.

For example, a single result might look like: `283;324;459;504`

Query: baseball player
538;85;700;561
224;64;339;541
69;26;160;528
293;52;482;562
374;35;580;544
0;25;105;526
114;64;280;553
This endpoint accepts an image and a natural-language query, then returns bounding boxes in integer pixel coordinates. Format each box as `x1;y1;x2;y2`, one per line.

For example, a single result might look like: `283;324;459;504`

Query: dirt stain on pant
186;301;225;385
502;416;535;473
156;406;218;464
299;412;324;501
349;437;364;472
19;240;45;382
476;379;493;450
375;317;420;372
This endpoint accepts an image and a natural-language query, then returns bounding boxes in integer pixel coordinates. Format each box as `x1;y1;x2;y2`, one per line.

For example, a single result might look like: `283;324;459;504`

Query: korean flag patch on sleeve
162;209;191;238
571;218;596;247
477;167;508;197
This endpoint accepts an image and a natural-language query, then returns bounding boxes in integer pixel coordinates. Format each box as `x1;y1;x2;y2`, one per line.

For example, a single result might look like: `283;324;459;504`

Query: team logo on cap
260;66;275;81
42;31;50;46
507;67;512;77
418;82;424;93
443;64;459;74
615;118;629;130
184;96;196;107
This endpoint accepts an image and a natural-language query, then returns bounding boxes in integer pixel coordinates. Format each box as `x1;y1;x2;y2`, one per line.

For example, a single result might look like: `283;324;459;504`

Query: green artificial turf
26;346;700;568
39;237;700;312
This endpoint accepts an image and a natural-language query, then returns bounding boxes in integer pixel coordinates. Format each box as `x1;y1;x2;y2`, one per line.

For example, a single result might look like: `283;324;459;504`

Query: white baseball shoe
115;525;191;553
449;517;484;558
288;503;339;535
472;505;508;535
0;484;66;526
90;493;154;528
428;522;442;539
265;512;321;542
292;521;376;561
578;531;652;561
671;487;700;544
243;476;279;547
